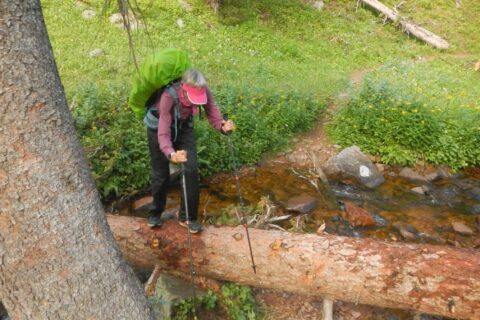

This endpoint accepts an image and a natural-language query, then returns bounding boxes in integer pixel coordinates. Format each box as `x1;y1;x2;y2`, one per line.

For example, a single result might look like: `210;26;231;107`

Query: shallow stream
114;163;480;249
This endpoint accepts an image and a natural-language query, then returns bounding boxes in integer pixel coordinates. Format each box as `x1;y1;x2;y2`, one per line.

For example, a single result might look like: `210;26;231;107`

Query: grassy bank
328;58;480;169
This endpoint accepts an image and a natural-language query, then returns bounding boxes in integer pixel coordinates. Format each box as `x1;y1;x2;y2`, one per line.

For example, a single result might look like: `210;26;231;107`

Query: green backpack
128;48;191;120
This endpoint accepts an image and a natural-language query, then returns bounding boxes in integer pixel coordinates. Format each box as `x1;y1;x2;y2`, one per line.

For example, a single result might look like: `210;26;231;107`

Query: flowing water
113;163;479;249
203;163;479;248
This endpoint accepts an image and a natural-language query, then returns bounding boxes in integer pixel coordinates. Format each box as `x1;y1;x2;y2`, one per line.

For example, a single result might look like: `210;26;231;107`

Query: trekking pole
180;162;198;319
223;115;257;274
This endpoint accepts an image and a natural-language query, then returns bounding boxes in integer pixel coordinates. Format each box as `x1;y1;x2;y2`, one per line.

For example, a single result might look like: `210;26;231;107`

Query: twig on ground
291;167;320;192
267;224;287;232
203;194;210;217
267;215;292;223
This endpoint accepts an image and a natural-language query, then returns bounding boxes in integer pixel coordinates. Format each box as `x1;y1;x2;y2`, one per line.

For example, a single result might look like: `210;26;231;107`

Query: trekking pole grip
223;113;233;135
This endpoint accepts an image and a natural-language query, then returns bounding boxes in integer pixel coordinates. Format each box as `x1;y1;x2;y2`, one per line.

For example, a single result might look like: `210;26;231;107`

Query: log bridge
108;215;480;319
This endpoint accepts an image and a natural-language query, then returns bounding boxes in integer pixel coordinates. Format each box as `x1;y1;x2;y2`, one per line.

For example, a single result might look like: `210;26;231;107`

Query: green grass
379;0;480;53
328;58;480;169
42;0;443;97
41;0;480;196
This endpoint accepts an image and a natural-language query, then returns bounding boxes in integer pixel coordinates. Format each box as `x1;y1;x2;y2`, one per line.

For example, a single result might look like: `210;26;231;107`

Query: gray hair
182;68;207;87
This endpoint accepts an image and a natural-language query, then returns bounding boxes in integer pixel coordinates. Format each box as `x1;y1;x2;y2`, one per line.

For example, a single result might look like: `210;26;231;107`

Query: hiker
146;68;234;232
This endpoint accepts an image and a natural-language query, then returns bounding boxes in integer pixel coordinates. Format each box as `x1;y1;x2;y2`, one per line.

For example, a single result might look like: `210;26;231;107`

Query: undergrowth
172;284;258;320
328;59;480;170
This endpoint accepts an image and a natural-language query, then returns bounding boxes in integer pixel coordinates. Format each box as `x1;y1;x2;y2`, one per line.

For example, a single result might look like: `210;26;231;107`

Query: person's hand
170;150;187;163
221;119;235;134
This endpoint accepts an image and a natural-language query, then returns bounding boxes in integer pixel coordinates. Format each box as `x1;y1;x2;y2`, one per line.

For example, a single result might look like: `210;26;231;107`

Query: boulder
343;201;375;227
393;224;418;241
399;168;428;184
371;213;389;227
286;194;317;214
324;146;385;189
411;186;426;196
425;167;452;182
452;222;474;236
149;273;205;319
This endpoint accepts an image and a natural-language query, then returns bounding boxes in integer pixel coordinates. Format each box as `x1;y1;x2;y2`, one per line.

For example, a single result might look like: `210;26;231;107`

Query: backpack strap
165;85;181;142
143;83;181;132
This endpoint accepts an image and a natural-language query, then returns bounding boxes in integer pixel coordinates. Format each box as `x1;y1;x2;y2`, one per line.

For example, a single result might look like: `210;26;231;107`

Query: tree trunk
360;0;449;49
108;215;480;319
0;2;152;319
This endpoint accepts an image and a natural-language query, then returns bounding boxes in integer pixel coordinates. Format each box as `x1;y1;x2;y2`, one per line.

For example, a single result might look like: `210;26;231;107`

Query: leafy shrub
72;82;150;198
173;290;218;320
173;284;257;320
72;81;324;198
328;60;480;169
220;283;257;320
196;86;324;176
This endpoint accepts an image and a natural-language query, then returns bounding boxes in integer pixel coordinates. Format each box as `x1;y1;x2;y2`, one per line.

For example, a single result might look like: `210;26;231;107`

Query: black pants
147;123;199;221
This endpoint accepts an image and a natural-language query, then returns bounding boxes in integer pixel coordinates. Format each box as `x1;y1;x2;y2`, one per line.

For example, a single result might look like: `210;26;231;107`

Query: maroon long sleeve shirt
156;86;224;157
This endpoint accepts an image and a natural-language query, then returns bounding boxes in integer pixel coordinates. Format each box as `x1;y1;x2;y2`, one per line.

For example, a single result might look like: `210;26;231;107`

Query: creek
112;163;480;250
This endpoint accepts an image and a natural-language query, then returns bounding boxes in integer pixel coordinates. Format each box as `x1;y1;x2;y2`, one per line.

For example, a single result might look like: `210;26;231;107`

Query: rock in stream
324;146;385;189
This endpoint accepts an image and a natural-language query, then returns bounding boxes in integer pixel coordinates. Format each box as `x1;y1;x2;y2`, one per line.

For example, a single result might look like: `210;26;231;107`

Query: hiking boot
147;214;162;228
179;220;204;234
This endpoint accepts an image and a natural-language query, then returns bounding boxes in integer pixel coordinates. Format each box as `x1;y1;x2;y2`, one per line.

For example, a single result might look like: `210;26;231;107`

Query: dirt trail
268;68;368;168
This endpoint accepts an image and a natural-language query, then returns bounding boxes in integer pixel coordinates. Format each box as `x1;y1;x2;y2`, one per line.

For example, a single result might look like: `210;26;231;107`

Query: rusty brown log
107;215;480;319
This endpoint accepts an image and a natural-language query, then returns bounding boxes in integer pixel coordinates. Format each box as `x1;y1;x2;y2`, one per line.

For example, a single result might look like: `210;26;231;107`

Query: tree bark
0;2;152;319
108;215;480;319
360;0;450;49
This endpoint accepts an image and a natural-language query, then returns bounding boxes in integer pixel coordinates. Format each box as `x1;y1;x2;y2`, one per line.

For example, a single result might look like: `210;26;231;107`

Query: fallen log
359;0;449;49
107;214;480;319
